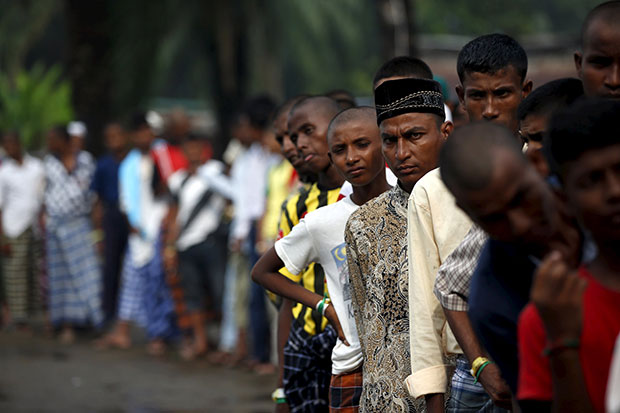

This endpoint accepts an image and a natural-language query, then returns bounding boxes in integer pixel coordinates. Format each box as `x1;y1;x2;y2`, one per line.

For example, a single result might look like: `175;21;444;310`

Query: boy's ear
522;79;533;98
455;85;465;106
574;51;584;78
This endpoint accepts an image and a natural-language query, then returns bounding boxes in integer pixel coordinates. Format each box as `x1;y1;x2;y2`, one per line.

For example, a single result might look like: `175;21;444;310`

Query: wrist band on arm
271;388;287;404
470;356;492;379
315;294;331;317
542;338;580;357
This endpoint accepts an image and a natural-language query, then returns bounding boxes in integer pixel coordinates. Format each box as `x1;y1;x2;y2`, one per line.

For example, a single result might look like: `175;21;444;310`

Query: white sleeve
274;217;318;276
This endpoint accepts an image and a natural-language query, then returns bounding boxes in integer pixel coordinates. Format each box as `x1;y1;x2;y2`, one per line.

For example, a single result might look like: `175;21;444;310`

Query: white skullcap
68;121;87;137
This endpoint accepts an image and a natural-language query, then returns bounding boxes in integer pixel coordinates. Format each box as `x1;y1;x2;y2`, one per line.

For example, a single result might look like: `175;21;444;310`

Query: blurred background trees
0;0;603;154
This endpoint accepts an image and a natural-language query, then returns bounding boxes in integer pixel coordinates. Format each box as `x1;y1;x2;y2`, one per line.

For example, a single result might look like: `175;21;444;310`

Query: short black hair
373;56;433;88
326;89;357;110
457;33;528;83
2;130;20;142
581;1;620;48
289;95;341;122
440;121;524;194
184;133;206;143
545;98;620;178
50;125;71;141
129;111;149;131
272;95;309;126
327;106;376;143
242;94;277;130
517;78;584;121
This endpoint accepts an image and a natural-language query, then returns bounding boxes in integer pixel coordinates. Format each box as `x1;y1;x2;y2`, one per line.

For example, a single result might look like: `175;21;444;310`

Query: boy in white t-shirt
252;107;391;412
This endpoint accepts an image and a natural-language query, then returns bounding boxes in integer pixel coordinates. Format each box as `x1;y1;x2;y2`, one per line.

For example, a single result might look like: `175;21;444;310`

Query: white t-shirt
0;155;44;237
274;196;362;375
168;161;228;251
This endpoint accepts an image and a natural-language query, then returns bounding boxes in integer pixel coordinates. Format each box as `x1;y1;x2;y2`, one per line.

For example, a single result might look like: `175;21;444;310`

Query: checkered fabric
329;365;363;412
117;243;148;327
434;225;488;312
447;355;508;412
117;236;177;339
46;216;103;327
44;152;95;219
283;321;336;412
2;228;40;323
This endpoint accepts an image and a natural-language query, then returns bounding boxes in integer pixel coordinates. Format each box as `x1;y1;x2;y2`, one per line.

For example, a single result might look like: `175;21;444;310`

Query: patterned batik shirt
345;184;424;413
44;151;96;219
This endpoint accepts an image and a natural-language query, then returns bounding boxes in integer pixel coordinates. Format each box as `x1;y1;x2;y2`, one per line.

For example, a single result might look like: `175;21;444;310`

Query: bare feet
146;339;167;357
253;362;276;375
93;333;131;350
59;327;75;345
207;350;233;365
180;339;208;361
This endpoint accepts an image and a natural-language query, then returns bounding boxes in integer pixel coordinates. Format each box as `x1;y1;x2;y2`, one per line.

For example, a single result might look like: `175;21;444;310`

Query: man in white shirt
167;135;233;359
252;107;391;412
0;132;44;327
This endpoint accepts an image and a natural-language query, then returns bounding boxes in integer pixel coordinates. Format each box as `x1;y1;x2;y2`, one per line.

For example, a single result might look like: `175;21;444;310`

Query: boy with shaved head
345;76;451;412
272;96;344;412
575;0;620;99
253;107;390;412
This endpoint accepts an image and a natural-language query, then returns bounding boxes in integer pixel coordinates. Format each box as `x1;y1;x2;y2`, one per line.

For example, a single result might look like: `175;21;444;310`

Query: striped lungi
2;227;40;323
117;245;148;327
117;236;177;339
46;215;103;327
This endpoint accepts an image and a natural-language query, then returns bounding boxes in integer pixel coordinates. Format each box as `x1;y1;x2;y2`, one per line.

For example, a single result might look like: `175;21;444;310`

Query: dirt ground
0;328;276;413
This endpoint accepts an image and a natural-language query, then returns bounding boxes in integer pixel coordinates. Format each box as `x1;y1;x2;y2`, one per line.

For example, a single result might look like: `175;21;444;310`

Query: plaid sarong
329;365;363;412
117;244;148;327
46;216;103;327
2;228;40;323
283;321;336;412
117;236;177;339
447;355;508;412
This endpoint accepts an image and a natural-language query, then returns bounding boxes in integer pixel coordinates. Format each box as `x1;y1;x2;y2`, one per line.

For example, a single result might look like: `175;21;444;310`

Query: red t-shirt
151;142;189;183
517;266;620;412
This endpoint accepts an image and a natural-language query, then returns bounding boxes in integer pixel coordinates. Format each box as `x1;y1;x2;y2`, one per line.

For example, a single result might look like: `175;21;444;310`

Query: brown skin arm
275;298;293;413
251;247;349;345
444;309;512;409
425;393;444;413
528;251;593;413
163;203;179;272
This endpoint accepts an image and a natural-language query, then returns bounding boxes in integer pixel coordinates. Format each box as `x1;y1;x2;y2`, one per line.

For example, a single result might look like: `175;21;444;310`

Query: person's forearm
425;393;444;413
549;350;594;413
276;299;293;387
252;247;323;310
444;308;486;362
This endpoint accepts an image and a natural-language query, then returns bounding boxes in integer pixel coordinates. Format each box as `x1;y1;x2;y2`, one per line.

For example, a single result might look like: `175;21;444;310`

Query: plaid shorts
329;365;363;412
447;355;509;413
283;322;336;412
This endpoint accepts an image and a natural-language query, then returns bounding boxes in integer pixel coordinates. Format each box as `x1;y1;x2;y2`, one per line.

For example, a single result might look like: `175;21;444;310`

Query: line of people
1;2;620;412
251;2;620;412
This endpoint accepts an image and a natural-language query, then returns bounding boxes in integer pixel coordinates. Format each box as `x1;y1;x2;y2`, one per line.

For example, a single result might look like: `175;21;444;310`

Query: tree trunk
64;0;113;155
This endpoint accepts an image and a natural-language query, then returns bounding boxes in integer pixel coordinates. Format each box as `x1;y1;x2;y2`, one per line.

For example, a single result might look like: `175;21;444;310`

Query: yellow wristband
470;356;491;378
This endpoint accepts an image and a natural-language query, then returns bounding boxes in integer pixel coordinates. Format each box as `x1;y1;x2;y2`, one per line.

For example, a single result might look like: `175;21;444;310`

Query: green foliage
0;63;74;150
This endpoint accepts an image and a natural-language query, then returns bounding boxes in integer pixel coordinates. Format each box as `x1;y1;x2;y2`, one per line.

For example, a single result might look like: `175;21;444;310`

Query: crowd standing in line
1;2;620;413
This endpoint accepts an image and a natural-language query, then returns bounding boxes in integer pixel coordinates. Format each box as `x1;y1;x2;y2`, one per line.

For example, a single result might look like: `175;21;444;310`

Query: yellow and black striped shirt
278;182;343;336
